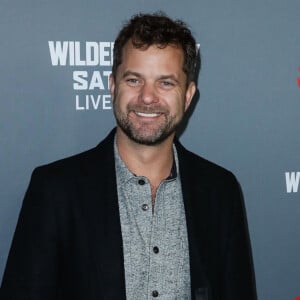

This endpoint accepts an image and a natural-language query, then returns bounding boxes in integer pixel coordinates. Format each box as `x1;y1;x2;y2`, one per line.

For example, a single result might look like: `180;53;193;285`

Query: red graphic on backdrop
295;296;300;300
298;66;300;87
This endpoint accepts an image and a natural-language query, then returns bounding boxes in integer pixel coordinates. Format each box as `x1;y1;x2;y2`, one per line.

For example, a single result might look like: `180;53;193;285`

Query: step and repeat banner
1;1;299;299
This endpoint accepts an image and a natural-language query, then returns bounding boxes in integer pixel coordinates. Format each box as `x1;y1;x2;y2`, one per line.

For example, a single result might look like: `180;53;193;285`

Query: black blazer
1;129;256;300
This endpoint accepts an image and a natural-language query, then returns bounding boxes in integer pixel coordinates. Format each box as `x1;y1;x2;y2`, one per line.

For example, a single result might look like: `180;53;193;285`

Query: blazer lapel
176;140;210;299
79;129;126;299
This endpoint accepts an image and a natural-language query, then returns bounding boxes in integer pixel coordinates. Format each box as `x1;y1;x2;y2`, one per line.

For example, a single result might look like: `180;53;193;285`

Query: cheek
167;93;186;115
114;88;137;111
123;86;139;97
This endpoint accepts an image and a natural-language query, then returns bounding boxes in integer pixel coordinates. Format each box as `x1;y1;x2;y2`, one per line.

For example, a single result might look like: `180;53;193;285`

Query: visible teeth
135;112;160;117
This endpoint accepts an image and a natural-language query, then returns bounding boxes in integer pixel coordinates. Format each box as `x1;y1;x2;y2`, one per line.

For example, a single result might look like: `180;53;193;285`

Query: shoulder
175;140;239;189
31;129;116;181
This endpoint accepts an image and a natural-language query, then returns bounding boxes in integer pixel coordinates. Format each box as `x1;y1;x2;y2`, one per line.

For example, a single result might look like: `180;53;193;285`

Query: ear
184;81;196;111
109;74;115;101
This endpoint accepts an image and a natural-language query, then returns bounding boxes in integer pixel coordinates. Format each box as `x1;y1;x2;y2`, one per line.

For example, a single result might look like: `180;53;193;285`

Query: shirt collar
114;135;179;186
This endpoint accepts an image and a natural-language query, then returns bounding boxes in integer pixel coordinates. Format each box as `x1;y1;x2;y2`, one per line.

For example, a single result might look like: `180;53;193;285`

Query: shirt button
138;179;145;185
142;204;149;211
152;290;159;297
153;246;159;254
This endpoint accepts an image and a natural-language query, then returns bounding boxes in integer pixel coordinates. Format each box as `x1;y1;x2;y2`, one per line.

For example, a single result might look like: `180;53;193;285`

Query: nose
139;82;159;105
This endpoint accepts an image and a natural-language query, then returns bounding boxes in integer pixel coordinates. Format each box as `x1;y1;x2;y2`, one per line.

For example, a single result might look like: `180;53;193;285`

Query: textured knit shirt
114;140;191;300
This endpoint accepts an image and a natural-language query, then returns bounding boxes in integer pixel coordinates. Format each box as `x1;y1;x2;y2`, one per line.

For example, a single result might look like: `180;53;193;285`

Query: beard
113;101;183;145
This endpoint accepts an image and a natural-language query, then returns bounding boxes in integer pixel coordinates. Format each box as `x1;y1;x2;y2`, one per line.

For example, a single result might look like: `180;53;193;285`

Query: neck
116;127;174;186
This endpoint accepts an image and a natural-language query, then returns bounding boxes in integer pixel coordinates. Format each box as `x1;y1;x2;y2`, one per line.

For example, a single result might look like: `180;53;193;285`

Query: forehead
119;41;185;75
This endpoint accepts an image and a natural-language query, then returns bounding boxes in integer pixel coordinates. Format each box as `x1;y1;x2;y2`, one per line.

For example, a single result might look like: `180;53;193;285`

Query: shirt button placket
139;178;149;213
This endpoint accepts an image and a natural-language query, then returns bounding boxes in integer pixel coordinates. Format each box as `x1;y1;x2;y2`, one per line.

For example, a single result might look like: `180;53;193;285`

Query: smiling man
111;42;194;146
1;13;257;300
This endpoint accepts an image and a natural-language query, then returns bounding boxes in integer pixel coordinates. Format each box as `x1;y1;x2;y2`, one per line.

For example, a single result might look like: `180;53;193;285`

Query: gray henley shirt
114;139;191;300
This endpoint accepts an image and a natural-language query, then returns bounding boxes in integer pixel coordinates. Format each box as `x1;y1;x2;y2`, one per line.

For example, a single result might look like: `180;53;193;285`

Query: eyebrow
122;70;179;83
158;74;179;83
122;71;142;79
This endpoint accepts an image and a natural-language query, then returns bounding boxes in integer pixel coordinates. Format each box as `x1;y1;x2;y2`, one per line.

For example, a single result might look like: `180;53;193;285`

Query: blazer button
152;290;159;297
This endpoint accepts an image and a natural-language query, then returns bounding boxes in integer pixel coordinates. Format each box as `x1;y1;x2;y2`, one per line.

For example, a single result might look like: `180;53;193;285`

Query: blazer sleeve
221;177;257;300
0;168;59;300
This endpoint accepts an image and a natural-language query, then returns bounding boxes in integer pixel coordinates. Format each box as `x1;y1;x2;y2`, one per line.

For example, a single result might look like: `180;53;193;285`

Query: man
1;13;256;300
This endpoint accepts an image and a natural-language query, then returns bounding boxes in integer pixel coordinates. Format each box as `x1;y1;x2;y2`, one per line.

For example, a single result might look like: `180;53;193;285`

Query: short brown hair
112;12;200;84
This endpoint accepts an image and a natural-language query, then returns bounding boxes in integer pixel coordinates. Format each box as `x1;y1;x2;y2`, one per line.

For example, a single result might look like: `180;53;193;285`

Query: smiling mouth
134;111;162;118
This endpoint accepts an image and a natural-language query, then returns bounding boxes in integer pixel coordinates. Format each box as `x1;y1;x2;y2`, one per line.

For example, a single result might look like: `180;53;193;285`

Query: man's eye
161;81;174;88
126;78;139;85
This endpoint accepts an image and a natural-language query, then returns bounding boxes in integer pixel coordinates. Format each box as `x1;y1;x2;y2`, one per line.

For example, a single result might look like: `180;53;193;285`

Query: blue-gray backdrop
1;1;299;299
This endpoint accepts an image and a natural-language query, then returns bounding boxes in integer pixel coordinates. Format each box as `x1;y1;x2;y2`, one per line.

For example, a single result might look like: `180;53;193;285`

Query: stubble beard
113;102;183;146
